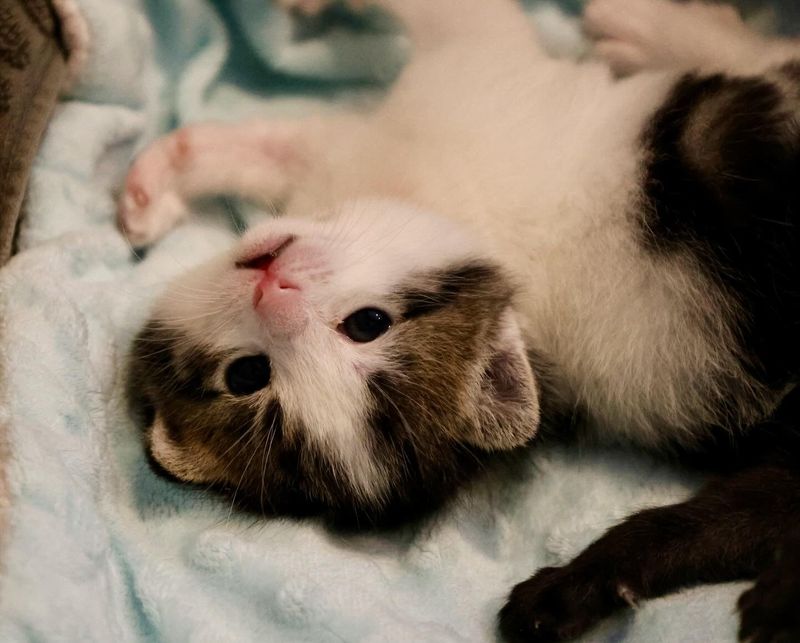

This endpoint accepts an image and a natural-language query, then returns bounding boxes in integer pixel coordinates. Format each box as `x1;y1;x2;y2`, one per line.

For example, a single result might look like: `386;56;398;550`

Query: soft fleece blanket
1;1;797;641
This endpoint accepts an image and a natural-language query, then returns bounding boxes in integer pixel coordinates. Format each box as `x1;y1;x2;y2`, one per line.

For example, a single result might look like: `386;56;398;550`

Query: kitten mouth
236;235;297;272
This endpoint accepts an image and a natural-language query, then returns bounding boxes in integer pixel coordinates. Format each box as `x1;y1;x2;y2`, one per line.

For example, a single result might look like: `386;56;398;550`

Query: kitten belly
505;185;769;450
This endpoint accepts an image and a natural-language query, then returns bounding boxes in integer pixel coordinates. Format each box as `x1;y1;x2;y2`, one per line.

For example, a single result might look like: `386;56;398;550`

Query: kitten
122;0;800;640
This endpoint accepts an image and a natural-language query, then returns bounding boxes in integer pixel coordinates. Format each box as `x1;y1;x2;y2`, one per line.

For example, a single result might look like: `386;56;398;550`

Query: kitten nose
252;267;307;338
241;235;301;306
252;269;300;308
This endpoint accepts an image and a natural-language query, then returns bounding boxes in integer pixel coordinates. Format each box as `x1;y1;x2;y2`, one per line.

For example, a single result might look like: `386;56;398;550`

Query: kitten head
131;200;539;526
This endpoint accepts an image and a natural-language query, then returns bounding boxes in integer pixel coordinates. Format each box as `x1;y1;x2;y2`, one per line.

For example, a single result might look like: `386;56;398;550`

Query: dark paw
498;565;629;643
738;555;800;643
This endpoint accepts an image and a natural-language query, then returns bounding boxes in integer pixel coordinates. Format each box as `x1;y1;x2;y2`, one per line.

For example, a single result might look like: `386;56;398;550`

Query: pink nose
252;269;300;308
251;265;307;337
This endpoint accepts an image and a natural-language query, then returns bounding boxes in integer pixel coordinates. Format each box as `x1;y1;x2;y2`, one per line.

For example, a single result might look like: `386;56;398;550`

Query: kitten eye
340;308;393;343
225;355;271;395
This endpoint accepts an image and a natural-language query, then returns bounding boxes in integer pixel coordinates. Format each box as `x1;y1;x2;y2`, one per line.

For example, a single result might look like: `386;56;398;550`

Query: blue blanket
1;1;796;641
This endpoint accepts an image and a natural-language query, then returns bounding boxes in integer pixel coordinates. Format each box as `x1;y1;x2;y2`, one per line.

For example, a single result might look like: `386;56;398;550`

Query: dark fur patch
130;323;348;518
401;262;499;319
362;369;488;526
640;70;800;390
738;528;800;642
132;323;221;402
341;260;541;527
364;261;510;523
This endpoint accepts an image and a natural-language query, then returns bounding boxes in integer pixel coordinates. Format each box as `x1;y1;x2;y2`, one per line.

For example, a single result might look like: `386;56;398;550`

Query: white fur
133;0;797;490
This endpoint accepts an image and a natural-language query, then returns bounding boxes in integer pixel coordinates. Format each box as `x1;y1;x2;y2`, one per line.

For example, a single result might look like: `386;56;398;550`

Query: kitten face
131;200;540;525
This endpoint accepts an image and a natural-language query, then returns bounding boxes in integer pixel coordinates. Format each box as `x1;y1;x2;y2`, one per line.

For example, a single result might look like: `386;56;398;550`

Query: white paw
118;131;191;247
584;0;746;75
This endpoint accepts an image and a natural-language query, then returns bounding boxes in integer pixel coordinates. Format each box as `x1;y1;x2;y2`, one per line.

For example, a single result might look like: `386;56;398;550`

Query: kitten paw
498;565;627;642
118;131;191;247
584;0;745;75
738;553;800;642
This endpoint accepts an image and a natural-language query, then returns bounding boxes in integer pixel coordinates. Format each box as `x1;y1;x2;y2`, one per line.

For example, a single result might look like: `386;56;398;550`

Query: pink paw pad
130;183;150;209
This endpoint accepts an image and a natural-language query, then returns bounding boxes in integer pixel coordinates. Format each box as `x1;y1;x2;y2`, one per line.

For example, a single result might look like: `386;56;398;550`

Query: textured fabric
0;0;70;549
0;1;798;642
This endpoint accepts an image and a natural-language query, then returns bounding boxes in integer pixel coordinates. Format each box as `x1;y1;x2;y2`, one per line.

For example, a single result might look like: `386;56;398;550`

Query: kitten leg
119;120;313;246
498;462;800;642
584;0;796;75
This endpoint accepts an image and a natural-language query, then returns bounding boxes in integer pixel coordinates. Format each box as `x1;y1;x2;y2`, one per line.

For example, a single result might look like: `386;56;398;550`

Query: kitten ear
465;309;540;451
147;412;209;484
